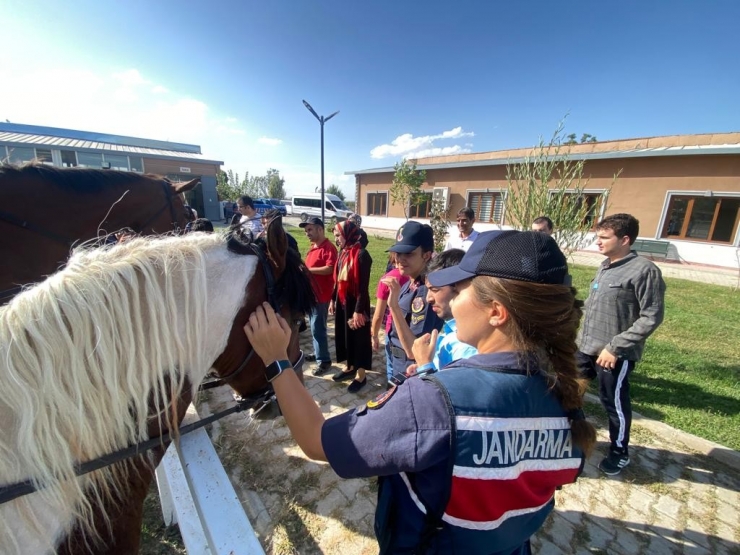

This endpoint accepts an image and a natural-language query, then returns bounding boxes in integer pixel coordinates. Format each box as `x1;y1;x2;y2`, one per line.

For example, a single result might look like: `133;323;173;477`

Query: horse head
210;217;315;398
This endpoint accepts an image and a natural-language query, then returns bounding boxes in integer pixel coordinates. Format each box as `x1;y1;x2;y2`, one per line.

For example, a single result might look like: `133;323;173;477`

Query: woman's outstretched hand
243;302;292;365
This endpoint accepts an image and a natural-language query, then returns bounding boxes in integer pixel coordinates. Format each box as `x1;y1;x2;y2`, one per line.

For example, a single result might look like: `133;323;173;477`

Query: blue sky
1;0;739;198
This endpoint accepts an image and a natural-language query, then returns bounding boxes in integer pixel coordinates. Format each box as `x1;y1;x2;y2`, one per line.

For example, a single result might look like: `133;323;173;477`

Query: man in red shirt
300;217;338;375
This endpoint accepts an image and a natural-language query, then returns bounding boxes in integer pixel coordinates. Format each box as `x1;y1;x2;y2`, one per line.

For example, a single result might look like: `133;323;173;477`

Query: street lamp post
302;100;339;224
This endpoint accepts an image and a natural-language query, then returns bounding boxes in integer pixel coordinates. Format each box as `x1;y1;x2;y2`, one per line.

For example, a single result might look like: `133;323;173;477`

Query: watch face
266;359;291;382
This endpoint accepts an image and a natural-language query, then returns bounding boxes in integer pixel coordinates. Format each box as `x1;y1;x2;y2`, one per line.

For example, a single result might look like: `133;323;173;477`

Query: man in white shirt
444;207;479;252
237;195;264;236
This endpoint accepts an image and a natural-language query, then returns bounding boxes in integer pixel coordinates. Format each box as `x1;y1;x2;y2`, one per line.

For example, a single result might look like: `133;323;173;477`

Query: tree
429;195;450;253
390;159;426;221
326;184;345;200
503;119;620;254
216;169;244;201
564;132;598;145
266;168;286;199
245;174;268;198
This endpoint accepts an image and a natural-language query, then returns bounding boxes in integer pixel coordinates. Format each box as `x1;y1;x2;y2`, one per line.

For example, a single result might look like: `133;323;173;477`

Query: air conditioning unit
432;187;449;211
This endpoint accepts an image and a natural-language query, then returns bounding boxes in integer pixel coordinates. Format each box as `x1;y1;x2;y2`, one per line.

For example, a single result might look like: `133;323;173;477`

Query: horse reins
0;389;270;505
0;179;181;304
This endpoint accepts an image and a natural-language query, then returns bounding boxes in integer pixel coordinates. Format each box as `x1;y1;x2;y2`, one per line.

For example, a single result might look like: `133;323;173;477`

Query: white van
292;193;352;223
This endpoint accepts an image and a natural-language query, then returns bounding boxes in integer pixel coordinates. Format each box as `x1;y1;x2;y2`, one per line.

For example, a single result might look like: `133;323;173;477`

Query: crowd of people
239;204;665;553
159;199;665;553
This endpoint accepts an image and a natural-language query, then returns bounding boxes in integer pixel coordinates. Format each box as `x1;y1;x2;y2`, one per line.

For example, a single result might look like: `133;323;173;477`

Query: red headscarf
335;220;362;305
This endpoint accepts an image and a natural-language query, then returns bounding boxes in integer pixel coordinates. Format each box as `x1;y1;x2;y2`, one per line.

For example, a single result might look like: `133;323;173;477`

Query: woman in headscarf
329;220;373;393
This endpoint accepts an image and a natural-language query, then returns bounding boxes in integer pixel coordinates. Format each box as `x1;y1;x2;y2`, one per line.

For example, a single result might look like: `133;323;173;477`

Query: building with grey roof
1;122;224;221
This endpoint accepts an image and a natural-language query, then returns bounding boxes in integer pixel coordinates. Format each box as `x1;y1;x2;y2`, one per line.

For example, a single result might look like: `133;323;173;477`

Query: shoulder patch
367;385;397;410
411;296;425;313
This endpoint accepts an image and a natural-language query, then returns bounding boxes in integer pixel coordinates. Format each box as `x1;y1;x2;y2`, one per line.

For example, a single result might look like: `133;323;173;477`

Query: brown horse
0;222;315;554
0;163;199;305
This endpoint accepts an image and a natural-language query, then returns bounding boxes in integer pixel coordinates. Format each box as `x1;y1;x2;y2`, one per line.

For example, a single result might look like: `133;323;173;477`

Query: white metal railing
155;404;265;554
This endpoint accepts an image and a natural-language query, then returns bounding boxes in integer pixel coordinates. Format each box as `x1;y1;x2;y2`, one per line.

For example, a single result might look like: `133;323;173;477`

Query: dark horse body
0;163;199;304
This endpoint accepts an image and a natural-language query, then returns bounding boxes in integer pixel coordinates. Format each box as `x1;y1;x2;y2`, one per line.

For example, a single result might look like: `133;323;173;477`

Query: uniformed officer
243;230;596;555
380;222;444;381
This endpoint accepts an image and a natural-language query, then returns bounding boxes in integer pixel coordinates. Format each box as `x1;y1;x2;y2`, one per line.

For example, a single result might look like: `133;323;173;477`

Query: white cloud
0;65;352;199
151;85;168;94
370;126;475;159
112;69;148;87
258;136;282;146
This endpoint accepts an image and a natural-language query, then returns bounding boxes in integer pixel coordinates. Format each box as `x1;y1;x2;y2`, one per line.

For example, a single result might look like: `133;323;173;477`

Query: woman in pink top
371;253;410;386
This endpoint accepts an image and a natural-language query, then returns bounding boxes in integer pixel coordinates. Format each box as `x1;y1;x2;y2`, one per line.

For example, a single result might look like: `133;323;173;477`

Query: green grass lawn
288;226;740;450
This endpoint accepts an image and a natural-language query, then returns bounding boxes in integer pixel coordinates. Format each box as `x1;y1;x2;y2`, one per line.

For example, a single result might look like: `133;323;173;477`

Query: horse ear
173;178;200;193
265;215;287;278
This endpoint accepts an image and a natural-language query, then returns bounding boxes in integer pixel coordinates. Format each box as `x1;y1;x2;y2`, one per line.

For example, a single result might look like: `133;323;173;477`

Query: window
294;197;322;209
409;192;432;219
7;146;35;164
129;156;144;172
35;148;53;165
367;192;387;216
61;150;77;167
77;152;103;167
468;192;504;223
662;195;740;243
551;191;605;228
103;153;129;171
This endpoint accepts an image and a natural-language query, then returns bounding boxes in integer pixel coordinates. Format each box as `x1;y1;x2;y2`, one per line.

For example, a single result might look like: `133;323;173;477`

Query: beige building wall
357;154;740;240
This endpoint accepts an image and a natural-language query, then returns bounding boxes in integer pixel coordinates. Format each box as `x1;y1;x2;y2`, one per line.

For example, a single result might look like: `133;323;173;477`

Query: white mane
0;232;255;553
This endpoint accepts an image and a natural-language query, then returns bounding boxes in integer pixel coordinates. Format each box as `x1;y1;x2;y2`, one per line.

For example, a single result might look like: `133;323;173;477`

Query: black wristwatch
265;359;292;382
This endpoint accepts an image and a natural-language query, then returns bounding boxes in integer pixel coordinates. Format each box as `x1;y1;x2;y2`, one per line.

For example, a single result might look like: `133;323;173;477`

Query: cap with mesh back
427;230;569;287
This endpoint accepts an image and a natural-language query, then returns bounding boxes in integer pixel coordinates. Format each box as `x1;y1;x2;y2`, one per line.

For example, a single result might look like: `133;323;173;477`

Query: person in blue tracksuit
243;230;596;554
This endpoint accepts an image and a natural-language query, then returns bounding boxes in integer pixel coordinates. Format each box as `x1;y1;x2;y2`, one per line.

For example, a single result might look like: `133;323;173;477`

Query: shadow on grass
630;368;740;418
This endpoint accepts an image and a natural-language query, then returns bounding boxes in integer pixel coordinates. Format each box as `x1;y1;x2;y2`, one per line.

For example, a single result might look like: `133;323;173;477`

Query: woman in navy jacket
244;230;596;554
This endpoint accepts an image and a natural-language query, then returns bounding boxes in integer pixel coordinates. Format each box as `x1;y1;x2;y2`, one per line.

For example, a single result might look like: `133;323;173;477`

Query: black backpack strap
413;374;457;554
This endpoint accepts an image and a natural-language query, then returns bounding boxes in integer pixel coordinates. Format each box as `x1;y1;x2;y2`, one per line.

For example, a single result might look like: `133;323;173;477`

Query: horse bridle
207;238;304;385
0;180;181;304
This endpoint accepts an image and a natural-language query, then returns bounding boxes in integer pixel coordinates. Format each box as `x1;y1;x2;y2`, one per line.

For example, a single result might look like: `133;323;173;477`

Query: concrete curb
584;392;740;470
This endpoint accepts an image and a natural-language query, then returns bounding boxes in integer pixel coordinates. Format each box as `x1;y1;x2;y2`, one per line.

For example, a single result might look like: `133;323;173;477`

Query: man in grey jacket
577;213;666;476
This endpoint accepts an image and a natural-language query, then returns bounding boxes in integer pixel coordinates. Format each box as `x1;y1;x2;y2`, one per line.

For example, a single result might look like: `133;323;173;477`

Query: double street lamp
302;99;339;224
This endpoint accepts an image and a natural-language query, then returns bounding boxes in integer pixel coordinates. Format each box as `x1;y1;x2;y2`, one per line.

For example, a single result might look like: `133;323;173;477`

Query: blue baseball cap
428;230;569;287
387;221;434;253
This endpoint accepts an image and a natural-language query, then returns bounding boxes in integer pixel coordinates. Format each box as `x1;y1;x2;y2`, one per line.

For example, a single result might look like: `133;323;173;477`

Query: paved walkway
202;323;740;555
569;250;739;288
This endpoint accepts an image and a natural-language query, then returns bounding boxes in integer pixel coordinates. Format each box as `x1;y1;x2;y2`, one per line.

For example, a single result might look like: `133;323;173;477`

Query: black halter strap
0;209;74;246
0;390;271;506
138;179;181;233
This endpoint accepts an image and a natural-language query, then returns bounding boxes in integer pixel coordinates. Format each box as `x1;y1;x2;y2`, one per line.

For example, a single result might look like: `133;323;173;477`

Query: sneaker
599;452;630;475
313;361;332;376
